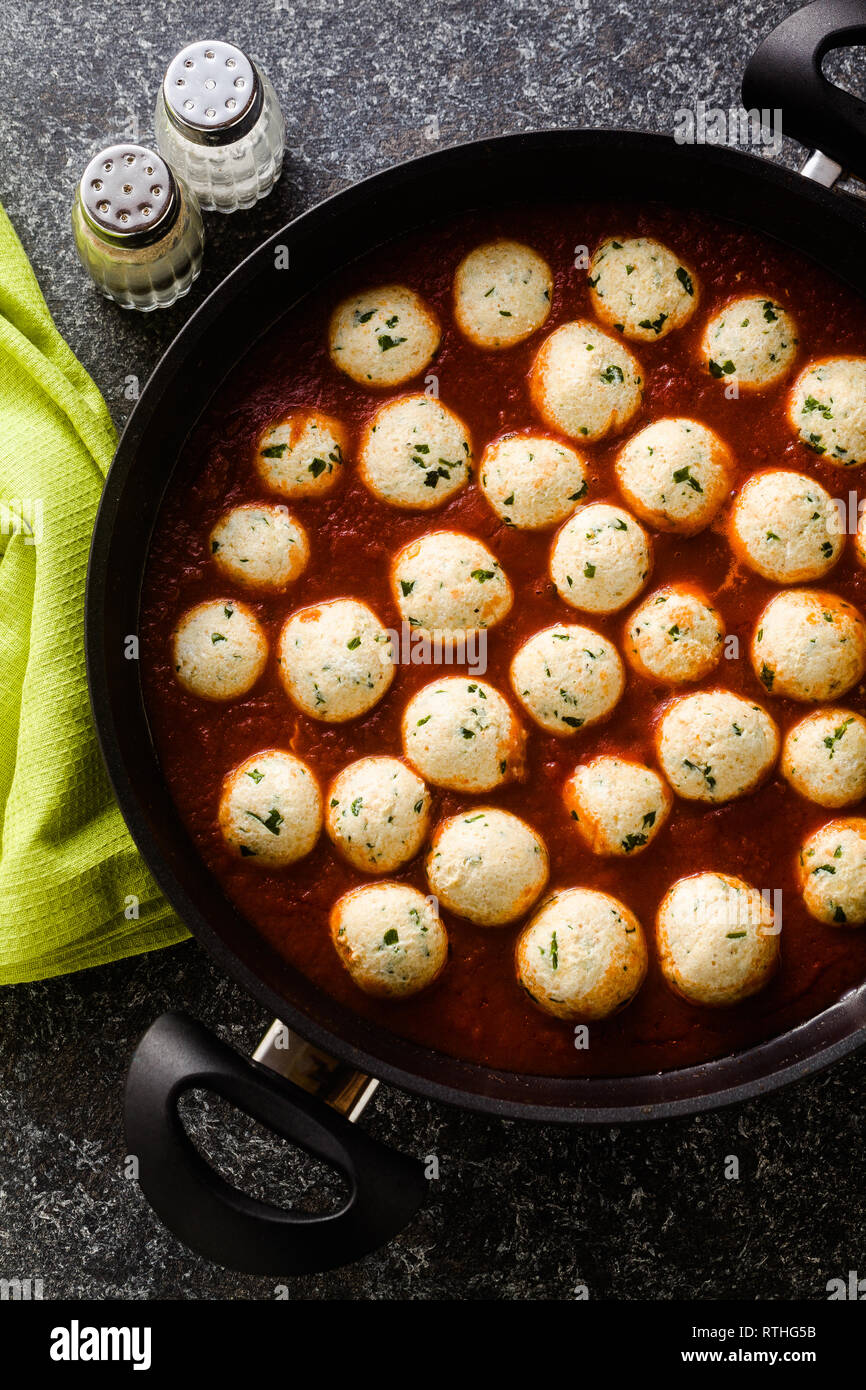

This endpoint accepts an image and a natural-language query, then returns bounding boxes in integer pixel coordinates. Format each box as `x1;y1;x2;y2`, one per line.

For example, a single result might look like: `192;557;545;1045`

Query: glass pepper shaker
72;144;204;311
154;40;285;213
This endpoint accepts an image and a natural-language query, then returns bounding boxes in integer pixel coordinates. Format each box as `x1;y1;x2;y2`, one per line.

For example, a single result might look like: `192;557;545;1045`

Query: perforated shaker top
163;40;263;144
78;145;178;243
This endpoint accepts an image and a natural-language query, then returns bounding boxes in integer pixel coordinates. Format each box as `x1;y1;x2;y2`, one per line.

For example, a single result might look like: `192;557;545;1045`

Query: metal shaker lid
162;40;263;145
78;145;178;245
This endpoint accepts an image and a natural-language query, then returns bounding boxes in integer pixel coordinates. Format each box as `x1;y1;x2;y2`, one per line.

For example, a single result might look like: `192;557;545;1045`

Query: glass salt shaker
72;144;204;311
155;40;285;213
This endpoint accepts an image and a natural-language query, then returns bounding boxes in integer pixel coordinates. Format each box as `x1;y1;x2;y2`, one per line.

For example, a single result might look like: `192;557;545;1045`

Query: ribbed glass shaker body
155;41;285;213
72;145;204;312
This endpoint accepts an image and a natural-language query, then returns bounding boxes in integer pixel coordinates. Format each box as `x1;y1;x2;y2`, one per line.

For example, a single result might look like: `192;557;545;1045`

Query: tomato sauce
140;202;866;1077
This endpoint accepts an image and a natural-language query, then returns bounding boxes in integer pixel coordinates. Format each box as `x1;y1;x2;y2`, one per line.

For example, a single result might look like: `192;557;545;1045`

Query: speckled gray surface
1;0;865;1301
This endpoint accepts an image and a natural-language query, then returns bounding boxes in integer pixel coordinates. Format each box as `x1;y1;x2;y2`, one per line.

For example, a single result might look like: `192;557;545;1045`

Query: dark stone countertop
1;0;864;1300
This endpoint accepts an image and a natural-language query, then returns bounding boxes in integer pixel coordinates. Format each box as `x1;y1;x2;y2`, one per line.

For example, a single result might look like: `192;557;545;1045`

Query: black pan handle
742;0;866;181
124;1012;427;1275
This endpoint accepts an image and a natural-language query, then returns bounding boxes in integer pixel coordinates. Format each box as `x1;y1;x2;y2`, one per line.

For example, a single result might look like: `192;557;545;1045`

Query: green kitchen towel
0;204;188;984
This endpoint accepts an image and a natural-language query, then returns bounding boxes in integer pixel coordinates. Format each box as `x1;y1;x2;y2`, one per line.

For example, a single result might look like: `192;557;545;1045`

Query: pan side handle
124;1012;427;1275
742;0;866;183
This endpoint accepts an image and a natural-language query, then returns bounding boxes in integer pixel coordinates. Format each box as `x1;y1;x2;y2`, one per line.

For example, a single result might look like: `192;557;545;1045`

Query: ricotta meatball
516;888;647;1021
218;751;322;866
391;531;512;636
563;756;673;856
529;319;644;443
173;599;267;701
789;357;866;466
614;418;732;535
751;591;866;703
798;818;866;925
325;757;432;873
625;585;724;685
730;470;843;583
277;598;394;722
453;239;553;349
510;624;625;736
656;873;779;1006
588;236;698;342
426;808;549;926
328;284;440;388
330;883;448;997
480;433;588;531
857;506;866;569
702;295;798;390
550;502;651;614
402;678;525;792
782;709;866;808
657;690;780;803
359;393;471;510
209;503;309;590
256;409;347;499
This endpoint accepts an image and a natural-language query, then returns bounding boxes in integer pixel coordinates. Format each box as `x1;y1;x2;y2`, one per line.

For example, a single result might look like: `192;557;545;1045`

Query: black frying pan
85;0;866;1273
